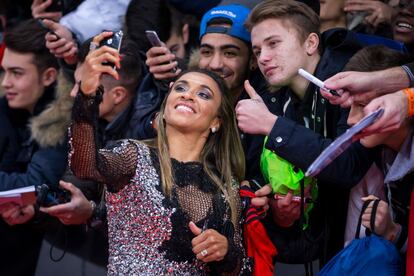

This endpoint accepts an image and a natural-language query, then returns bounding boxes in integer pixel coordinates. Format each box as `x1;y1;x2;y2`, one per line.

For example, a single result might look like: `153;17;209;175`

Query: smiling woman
70;65;250;275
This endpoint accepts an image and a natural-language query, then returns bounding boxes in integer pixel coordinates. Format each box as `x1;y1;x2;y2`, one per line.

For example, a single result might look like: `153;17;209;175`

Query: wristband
403;88;414;117
402;65;414;88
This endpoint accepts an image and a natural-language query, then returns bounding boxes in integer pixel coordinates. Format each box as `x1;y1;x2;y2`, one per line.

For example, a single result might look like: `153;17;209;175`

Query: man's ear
305;33;320;56
41;67;58;87
182;23;189;45
110;86;128;105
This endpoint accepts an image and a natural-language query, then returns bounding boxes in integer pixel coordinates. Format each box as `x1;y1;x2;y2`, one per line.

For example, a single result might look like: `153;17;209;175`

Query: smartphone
145;30;177;73
100;30;123;69
145;30;163;47
36;184;71;207
45;0;63;12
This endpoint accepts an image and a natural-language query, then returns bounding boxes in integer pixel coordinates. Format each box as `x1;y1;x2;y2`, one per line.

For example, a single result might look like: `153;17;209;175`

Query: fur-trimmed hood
188;48;201;70
30;71;74;148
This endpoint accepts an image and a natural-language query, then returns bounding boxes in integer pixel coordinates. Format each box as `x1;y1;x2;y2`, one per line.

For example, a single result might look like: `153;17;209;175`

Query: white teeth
176;105;195;113
397;22;413;29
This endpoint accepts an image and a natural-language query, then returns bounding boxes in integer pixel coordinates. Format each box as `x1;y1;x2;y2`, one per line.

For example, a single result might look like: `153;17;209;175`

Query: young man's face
251;18;312;88
166;31;187;59
393;0;414;47
1;49;46;113
198;32;250;95
347;98;392;148
166;24;188;60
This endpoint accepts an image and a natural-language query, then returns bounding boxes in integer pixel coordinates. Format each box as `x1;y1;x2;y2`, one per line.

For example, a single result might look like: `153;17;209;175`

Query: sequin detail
106;141;205;275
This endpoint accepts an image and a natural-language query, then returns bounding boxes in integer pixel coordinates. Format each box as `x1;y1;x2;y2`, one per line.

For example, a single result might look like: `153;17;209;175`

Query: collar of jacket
30;71;74;148
383;126;414;184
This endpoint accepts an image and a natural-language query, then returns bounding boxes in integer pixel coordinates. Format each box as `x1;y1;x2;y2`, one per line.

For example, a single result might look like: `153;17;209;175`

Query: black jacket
263;28;380;264
0;89;68;191
0;84;69;276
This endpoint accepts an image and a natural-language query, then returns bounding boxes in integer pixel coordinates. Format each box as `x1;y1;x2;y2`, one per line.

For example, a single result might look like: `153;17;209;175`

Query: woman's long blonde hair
149;69;245;225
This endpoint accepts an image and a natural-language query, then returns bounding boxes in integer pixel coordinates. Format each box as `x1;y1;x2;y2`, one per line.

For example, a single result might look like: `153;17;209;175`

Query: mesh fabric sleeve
69;89;138;192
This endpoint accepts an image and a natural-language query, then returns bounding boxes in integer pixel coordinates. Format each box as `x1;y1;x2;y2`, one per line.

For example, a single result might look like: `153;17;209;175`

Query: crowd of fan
0;0;413;275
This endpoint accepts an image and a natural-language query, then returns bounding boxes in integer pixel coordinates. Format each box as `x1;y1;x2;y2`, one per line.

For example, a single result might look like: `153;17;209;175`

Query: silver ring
89;41;99;51
200;249;208;257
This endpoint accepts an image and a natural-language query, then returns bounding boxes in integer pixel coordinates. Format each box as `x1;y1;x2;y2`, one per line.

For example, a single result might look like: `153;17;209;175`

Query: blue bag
319;199;402;276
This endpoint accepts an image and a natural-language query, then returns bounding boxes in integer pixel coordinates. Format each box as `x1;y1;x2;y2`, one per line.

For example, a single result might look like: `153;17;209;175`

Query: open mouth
395;20;414;32
175;104;195;113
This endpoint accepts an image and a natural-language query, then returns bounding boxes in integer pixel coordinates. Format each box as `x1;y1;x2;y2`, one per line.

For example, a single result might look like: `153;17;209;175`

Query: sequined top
69;92;250;275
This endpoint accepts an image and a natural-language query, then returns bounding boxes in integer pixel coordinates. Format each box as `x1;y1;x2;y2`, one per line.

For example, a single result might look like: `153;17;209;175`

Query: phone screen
145;30;162;47
100;30;123;69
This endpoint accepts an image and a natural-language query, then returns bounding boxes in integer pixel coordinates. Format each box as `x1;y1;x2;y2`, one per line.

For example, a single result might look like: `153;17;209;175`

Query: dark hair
104;38;143;96
4;19;59;72
344;45;411;72
245;0;320;43
125;0;193;53
155;68;245;225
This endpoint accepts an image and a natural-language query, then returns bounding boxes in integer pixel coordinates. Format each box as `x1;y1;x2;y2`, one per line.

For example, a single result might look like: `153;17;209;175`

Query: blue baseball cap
199;4;251;43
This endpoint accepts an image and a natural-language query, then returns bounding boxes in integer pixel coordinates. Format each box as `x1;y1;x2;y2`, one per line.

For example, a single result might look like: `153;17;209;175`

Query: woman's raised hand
80;31;121;95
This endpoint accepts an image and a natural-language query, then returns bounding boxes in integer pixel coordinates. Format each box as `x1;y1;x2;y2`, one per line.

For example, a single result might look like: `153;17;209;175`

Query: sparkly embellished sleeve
69;88;138;192
212;179;251;275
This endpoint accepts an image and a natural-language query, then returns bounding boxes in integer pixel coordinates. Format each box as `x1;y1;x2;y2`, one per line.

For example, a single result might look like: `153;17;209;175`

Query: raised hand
344;0;396;28
189;221;229;262
32;0;62;22
360;90;408;135
80;31;121;95
145;45;181;80
42;19;78;64
322;67;411;108
236;80;277;135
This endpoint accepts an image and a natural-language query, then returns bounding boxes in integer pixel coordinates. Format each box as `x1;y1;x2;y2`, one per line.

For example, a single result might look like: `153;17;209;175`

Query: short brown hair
5;19;59;73
245;0;320;43
344;45;411;72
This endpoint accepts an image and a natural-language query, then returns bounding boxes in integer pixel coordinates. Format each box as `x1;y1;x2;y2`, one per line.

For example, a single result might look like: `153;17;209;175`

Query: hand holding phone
36;184;71;207
100;30;123;69
145;30;163;47
145;30;178;74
